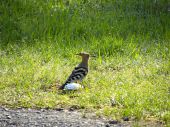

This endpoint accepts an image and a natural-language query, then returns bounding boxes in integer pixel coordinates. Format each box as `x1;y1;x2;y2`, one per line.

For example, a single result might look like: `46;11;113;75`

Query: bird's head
76;52;90;60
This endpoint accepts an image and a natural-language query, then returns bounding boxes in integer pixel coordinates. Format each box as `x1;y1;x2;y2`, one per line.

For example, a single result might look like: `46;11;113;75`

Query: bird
59;52;90;90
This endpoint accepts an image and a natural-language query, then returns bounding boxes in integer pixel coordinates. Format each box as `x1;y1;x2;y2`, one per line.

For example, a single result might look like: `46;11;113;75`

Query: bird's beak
91;55;96;57
75;53;81;56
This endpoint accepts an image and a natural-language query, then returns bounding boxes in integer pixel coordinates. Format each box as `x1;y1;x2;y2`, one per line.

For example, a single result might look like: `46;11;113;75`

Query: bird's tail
58;84;65;90
59;79;71;90
59;81;70;90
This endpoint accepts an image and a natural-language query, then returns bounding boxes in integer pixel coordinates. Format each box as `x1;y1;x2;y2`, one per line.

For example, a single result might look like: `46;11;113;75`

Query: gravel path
0;107;128;127
0;107;163;127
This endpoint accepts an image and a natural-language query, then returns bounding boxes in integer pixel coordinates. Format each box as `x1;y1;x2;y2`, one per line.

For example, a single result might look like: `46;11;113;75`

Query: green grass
0;0;170;125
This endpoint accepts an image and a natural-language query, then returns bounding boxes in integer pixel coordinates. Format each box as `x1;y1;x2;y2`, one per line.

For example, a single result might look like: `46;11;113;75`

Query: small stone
56;108;64;111
108;120;118;124
6;115;11;119
123;116;129;121
69;108;74;111
28;108;32;111
69;105;79;111
105;123;110;127
4;108;9;111
44;107;50;110
40;109;45;112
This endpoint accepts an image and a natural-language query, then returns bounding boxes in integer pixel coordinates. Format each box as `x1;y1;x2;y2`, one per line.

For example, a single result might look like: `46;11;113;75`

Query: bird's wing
66;66;88;82
59;66;88;90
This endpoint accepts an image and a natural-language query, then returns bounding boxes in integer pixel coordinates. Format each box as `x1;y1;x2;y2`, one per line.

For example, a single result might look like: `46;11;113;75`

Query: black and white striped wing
65;66;88;84
59;66;88;90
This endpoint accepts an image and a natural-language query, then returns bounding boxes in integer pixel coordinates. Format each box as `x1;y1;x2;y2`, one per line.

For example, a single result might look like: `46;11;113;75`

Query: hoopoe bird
59;52;89;90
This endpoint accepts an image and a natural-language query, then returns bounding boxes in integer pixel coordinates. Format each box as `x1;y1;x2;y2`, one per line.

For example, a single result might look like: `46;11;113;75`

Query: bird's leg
76;80;80;84
79;80;85;88
75;80;79;83
75;80;84;88
75;79;86;88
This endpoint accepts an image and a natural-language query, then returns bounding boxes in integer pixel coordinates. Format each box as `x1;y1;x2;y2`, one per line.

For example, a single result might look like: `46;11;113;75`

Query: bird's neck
81;57;89;67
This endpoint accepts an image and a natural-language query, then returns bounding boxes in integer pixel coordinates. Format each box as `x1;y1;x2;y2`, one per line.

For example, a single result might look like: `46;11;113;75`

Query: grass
0;0;170;125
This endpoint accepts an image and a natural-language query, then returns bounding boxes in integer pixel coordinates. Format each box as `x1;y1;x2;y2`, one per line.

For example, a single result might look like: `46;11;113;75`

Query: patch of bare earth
0;107;164;127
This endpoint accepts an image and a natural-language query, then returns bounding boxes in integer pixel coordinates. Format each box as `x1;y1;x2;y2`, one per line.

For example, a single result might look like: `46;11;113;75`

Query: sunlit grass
0;0;170;125
1;40;169;124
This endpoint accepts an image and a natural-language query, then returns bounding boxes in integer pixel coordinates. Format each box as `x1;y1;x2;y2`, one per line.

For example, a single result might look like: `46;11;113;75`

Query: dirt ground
0;107;164;127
